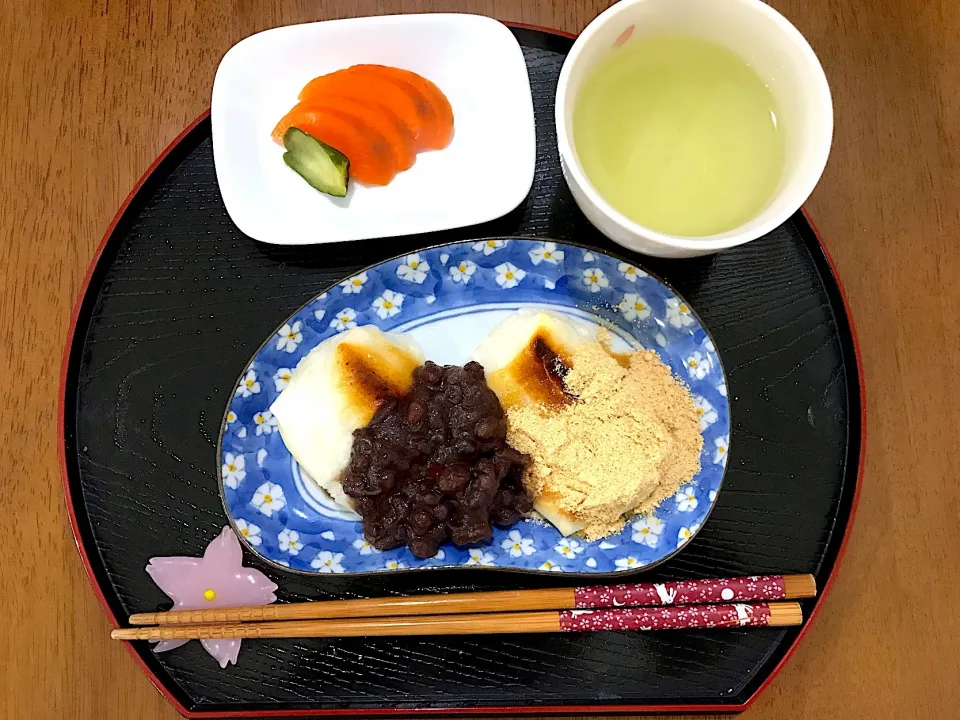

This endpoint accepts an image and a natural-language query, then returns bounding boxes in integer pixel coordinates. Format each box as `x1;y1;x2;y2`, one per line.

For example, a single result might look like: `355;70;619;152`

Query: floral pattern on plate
220;239;730;575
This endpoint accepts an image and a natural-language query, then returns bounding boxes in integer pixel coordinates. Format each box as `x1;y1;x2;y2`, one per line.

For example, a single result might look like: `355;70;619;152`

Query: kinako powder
506;332;703;540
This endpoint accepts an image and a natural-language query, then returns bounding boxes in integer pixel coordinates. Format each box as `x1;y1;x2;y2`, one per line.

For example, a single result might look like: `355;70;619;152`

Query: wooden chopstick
113;601;802;641
128;573;815;626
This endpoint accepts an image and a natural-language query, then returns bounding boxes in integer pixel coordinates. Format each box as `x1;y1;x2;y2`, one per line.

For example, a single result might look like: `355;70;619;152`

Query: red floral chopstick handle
559;603;773;632
574;575;787;609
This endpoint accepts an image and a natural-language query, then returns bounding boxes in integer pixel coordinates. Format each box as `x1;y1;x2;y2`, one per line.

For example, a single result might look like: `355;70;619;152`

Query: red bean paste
342;361;532;558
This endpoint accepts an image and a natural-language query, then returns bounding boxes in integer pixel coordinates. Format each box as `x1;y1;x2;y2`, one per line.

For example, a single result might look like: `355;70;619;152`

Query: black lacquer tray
60;26;863;719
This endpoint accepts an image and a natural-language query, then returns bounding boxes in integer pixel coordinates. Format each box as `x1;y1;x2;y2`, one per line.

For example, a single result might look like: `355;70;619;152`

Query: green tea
573;36;785;237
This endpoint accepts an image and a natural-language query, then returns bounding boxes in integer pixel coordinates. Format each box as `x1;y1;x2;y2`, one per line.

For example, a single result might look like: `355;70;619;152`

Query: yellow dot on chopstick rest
203;589;217;601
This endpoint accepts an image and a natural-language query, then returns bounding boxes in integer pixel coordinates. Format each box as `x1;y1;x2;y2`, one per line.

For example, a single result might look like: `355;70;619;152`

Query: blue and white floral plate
218;238;729;576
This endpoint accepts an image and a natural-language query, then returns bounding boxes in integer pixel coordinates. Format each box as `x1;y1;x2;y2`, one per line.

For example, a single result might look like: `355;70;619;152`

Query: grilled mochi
270;325;424;510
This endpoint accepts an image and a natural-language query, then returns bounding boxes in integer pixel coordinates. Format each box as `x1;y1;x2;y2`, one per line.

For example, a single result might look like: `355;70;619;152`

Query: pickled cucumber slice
282;127;349;197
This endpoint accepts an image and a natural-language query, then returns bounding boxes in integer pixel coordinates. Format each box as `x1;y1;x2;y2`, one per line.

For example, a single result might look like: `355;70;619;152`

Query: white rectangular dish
212;14;536;245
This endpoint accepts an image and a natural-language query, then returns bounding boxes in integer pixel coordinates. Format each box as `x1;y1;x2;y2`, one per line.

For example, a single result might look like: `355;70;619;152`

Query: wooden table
2;0;957;717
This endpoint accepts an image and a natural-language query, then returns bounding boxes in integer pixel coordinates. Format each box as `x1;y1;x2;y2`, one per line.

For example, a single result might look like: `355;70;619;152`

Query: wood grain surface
1;0;957;718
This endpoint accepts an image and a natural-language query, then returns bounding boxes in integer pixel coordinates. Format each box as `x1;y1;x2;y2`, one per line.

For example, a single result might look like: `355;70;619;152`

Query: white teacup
556;0;833;258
